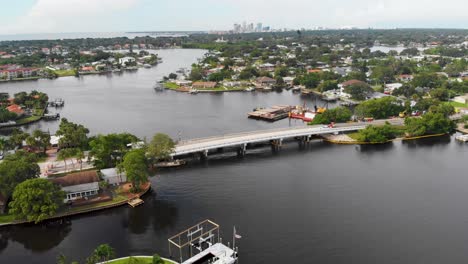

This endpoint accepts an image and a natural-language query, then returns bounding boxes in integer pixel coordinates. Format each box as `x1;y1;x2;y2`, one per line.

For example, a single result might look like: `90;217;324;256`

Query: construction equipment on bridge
168;219;238;264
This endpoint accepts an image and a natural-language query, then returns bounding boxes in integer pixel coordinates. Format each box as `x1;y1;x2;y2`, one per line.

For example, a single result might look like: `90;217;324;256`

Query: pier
172;118;404;157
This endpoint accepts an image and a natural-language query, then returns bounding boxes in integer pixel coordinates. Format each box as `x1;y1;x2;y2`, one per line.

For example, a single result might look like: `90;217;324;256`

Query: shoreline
0;182;151;227
322;132;449;145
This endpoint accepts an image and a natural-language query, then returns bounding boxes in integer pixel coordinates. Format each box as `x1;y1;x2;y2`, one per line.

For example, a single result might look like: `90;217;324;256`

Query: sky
0;0;467;35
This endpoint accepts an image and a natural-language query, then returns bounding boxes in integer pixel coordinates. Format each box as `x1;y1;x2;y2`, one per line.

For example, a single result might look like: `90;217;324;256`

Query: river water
0;49;468;264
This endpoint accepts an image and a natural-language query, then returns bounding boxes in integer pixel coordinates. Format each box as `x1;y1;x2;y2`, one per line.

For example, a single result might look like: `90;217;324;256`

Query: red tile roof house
192;82;217;89
6;104;25;116
51;170;100;203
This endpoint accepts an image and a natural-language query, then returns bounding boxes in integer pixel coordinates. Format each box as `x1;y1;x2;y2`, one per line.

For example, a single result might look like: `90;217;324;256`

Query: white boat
456;134;468;142
189;89;199;94
143;64;151;68
245;87;255;92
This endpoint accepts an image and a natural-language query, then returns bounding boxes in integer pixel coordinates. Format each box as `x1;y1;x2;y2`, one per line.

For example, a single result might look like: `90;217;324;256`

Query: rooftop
52;170;99;187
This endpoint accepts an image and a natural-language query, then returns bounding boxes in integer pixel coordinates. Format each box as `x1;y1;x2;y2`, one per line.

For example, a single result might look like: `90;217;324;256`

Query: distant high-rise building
256;23;263;32
248;23;254;32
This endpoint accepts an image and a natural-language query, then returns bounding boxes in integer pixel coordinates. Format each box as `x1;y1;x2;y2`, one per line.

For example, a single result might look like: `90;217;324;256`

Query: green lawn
53;69;76;77
0;214;15;224
15;115;42;125
445;101;468;108
107;256;173;264
163;82;179;90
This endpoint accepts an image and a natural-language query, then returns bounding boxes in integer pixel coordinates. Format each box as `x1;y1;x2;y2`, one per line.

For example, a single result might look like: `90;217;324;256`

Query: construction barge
247;105;293;122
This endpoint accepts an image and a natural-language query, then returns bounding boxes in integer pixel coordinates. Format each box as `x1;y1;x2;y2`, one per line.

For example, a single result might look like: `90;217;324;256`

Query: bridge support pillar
200;149;208;160
271;139;283;151
237;144;247;157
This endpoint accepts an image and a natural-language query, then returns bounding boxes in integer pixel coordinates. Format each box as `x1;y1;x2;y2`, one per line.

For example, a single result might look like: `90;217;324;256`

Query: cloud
1;0;140;34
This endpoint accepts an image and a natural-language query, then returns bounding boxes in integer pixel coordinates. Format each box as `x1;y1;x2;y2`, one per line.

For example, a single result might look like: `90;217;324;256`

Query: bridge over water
172;118;404;157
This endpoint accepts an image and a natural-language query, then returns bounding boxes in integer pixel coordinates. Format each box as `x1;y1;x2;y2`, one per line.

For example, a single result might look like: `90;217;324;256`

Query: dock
247;105;293;122
128;198;144;207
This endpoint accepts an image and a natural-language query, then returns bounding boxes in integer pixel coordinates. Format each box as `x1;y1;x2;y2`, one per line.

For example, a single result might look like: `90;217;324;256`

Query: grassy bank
54;69;77;77
164;82;179;90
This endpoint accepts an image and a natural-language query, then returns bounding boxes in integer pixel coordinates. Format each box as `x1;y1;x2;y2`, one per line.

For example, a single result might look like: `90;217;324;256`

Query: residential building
6;104;25;116
51;171;100;202
397;74;414;82
255;76;276;87
119;57;136;65
192;82;217;89
100;168;127;186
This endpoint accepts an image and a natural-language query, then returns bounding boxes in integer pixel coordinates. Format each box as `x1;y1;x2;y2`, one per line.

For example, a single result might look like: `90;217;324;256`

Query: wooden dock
128;198;144;207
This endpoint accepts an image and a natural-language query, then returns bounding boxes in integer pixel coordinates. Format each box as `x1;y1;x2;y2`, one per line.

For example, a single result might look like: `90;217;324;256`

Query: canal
0;49;468;264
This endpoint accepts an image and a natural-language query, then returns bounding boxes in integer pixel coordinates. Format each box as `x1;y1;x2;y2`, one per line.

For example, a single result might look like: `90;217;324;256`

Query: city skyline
1;0;468;35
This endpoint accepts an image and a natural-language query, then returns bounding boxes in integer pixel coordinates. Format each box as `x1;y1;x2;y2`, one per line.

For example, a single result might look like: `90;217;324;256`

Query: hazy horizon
1;0;468;35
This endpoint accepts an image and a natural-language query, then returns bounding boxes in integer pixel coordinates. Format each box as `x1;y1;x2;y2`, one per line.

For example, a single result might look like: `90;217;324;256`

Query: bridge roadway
172;118;404;157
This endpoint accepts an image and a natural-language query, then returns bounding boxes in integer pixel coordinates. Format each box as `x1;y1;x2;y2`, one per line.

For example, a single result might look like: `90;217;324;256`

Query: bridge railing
173;125;367;156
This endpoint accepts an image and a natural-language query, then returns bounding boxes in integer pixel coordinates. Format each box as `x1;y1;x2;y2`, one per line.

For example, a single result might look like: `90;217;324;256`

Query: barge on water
248;105;293;122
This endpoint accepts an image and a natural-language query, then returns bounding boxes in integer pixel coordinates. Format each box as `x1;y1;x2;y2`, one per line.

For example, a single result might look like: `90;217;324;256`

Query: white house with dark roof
51;171;100;202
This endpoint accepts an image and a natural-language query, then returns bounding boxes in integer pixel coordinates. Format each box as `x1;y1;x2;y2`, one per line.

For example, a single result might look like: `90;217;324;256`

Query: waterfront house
175;80;192;86
51;170;100;202
397;74;414;82
100;168;127;186
192;82;217;89
283;77;295;86
255;76;276;88
258;63;275;72
119;57;136;66
6;104;25;116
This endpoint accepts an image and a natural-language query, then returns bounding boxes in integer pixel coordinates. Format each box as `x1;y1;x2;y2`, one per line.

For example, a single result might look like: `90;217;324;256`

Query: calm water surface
0;49;467;264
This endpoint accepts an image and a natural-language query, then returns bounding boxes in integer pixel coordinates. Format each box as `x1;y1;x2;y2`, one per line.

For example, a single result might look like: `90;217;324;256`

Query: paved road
173;118;405;156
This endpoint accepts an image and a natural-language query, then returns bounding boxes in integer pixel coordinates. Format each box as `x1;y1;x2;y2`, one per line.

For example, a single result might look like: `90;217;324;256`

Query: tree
122;149;148;192
152;254;165;264
56;118;89;149
354;97;404;119
299;73;320;89
317;80;338;92
429;88;449;101
27;129;51;154
89;244;115;263
0;107;18;123
371;65;395;83
274;66;288;77
9;129;29;147
0;151;40;197
344;82;373;101
310;107;352;124
9;178;65;223
356;122;397;143
57;148;79;172
189;67;203;81
405;112;455;137
89;133;139;169
168;73;177;79
147;133;175;163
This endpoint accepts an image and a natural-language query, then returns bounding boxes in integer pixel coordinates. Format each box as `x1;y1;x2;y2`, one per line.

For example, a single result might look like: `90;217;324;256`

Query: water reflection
402;135;451;148
356;142;395;154
0;221;71;252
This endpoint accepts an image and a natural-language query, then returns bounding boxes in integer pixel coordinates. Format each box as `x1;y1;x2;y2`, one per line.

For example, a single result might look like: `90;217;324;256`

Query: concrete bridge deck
173;118;404;157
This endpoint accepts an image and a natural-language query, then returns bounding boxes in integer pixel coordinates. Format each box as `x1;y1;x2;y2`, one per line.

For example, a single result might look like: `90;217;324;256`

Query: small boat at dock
156;159;186;168
456;134;468;142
